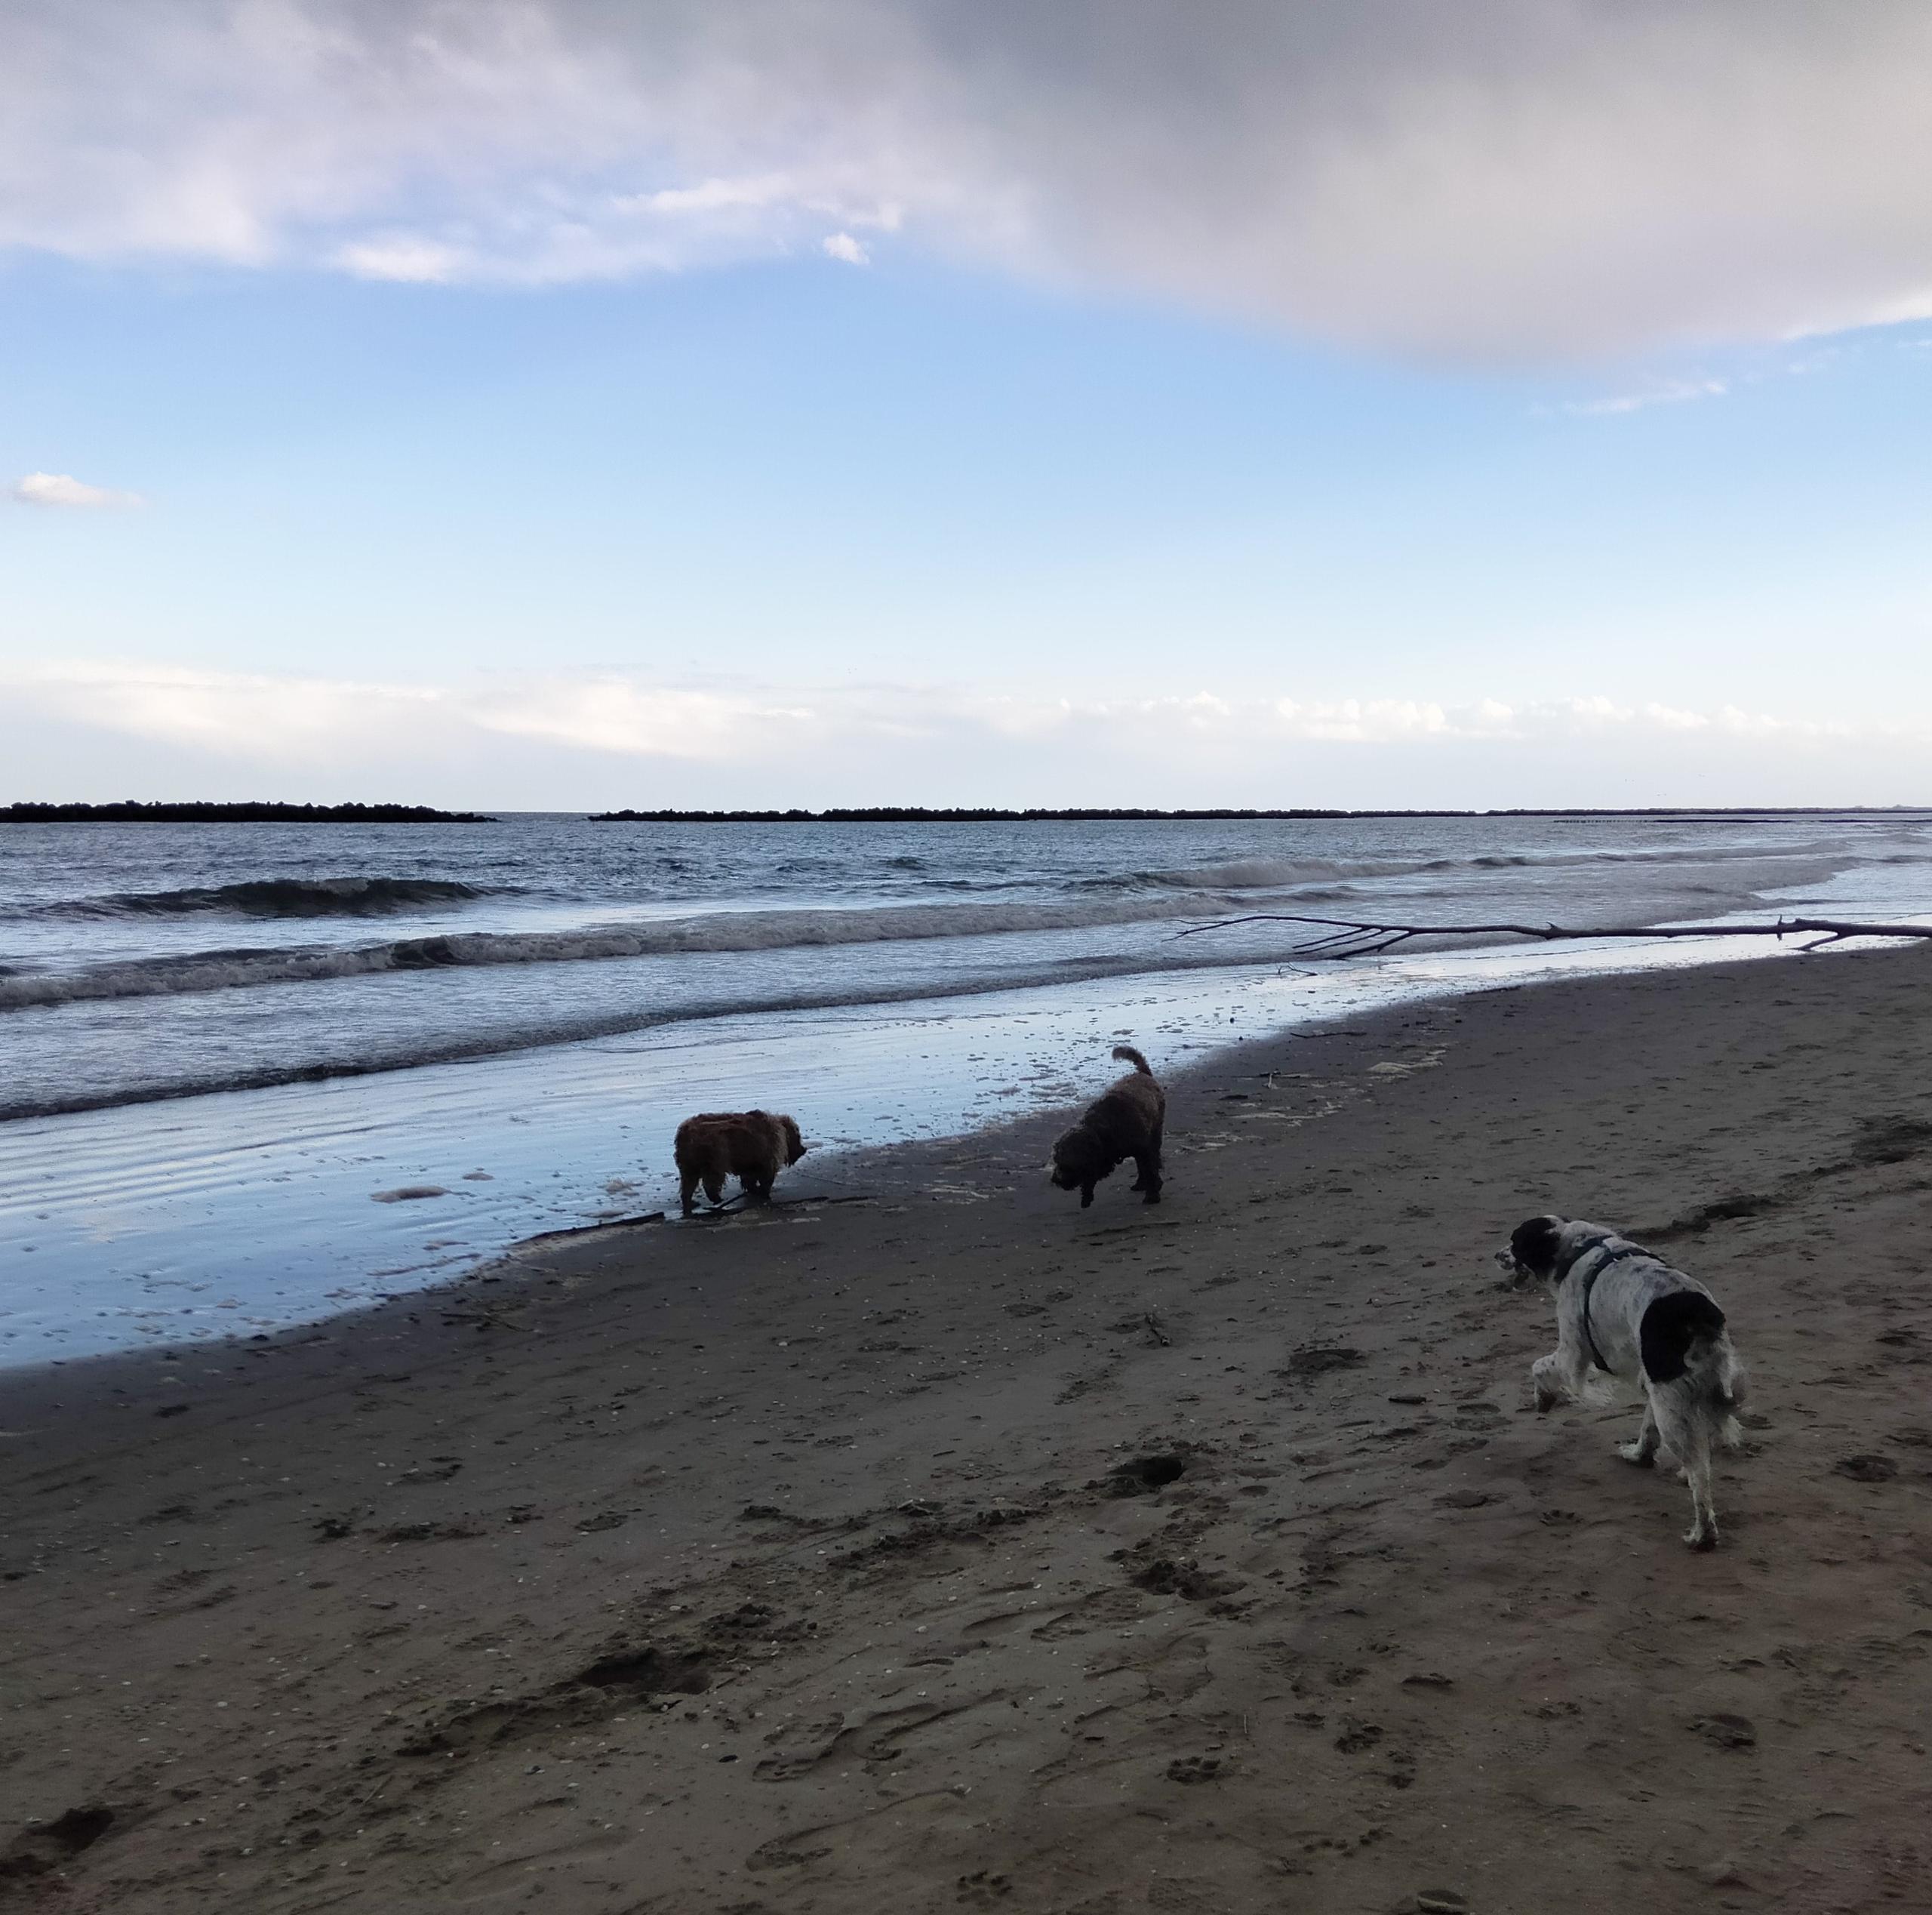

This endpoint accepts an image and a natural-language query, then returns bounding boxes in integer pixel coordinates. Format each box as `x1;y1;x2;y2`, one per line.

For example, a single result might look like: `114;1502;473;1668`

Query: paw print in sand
1166;1754;1223;1784
956;1870;1013;1904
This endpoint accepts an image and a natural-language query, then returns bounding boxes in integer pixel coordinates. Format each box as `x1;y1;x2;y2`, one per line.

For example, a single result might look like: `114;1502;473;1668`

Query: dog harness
1559;1236;1657;1373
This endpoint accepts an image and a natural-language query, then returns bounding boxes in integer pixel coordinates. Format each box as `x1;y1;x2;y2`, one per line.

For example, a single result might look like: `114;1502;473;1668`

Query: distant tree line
2;802;494;823
591;806;1386;822
589;805;1929;824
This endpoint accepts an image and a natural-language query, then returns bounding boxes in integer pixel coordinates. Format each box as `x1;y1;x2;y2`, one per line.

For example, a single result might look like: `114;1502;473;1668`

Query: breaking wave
1131;839;1863;892
43;876;502;919
2;833;1879;1017
0;894;1237;1011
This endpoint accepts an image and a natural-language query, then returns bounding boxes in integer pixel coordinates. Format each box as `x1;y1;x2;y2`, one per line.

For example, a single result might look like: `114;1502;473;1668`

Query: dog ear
1048;1126;1094;1187
1639;1290;1726;1383
1508;1215;1564;1279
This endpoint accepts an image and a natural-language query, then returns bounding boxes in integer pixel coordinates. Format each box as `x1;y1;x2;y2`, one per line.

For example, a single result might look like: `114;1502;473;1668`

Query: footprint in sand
1165;1754;1223;1784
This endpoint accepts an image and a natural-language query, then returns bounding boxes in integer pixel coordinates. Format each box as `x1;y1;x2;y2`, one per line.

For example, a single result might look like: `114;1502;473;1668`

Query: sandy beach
6;944;1932;1914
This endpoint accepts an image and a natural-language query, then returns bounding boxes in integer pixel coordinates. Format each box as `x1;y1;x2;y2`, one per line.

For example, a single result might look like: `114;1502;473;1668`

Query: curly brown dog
1049;1045;1165;1208
673;1110;807;1215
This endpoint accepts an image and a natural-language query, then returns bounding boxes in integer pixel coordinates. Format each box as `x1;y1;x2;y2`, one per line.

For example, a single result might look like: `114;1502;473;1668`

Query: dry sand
5;946;1932;1914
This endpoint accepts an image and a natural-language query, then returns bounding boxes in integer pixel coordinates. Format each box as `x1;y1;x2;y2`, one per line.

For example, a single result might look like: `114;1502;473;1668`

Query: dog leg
679;1168;700;1218
1656;1399;1719;1548
1618;1399;1661;1468
1530;1351;1568;1412
1683;1449;1720;1550
1681;1420;1721;1549
1080;1183;1095;1208
1131;1125;1166;1192
703;1172;727;1208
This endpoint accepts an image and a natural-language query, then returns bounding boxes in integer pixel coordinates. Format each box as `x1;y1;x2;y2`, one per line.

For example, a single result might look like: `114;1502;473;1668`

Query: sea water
3;811;1927;1362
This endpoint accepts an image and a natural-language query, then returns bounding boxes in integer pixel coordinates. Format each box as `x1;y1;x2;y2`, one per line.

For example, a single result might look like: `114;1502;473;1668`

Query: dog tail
1111;1044;1153;1076
1643;1291;1746;1445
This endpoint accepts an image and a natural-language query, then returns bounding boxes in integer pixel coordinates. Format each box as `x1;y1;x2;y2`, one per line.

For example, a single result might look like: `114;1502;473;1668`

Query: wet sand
5;945;1932;1913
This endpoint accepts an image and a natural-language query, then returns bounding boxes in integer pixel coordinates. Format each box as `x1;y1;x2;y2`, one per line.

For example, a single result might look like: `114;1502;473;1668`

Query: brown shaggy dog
1049;1045;1165;1208
673;1110;807;1215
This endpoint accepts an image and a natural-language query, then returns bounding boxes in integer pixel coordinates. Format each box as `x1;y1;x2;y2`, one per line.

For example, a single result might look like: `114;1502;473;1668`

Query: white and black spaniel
1500;1215;1747;1550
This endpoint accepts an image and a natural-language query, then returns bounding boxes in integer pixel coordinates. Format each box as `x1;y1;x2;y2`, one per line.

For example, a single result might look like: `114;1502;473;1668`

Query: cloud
0;660;1889;768
5;3;1932;358
10;471;144;508
332;236;469;284
8;660;1925;810
1561;377;1730;417
466;678;817;759
822;231;870;266
0;662;808;765
1;660;436;759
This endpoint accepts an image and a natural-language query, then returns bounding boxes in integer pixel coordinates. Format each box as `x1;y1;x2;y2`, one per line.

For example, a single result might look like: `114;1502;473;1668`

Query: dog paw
1616;1442;1656;1468
1684;1524;1720;1551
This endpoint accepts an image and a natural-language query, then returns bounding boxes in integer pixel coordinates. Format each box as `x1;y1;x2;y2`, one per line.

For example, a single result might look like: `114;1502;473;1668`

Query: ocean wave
0;894;1241;1011
1051;860;1364;894
7;831;1906;1015
0;933;1327;1122
1133;839;1884;891
1127;857;1445;889
44;876;503;919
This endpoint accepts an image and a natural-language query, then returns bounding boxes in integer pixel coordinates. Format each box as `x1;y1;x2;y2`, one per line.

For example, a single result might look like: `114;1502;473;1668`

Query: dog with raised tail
1049;1045;1166;1209
1499;1215;1746;1550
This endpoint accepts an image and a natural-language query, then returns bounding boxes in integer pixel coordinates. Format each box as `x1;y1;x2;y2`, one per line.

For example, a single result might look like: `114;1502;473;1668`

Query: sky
4;0;1932;809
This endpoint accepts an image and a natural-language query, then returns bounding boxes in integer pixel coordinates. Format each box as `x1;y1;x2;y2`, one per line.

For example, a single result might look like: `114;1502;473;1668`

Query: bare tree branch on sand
1174;913;1932;960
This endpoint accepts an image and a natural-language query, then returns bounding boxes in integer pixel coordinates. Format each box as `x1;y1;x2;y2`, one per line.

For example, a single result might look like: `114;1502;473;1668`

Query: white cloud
1274;697;1452;742
5;3;1932;358
7;660;1926;810
2;660;435;759
466;678;817;759
11;471;144;508
821;231;870;266
1563;377;1730;417
0;660;1892;768
332;236;469;283
0;661;831;767
630;174;800;219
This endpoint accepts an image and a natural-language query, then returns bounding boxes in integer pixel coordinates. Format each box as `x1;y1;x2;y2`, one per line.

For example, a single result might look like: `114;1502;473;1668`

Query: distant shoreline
589;804;1931;823
5;802;1925;825
1;802;496;824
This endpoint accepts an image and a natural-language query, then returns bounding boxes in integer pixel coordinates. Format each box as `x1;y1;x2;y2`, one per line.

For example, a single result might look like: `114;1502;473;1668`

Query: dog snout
1494;1246;1532;1286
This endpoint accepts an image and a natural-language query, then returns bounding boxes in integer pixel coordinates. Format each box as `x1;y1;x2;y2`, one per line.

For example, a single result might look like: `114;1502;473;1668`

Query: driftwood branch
1174;913;1932;961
